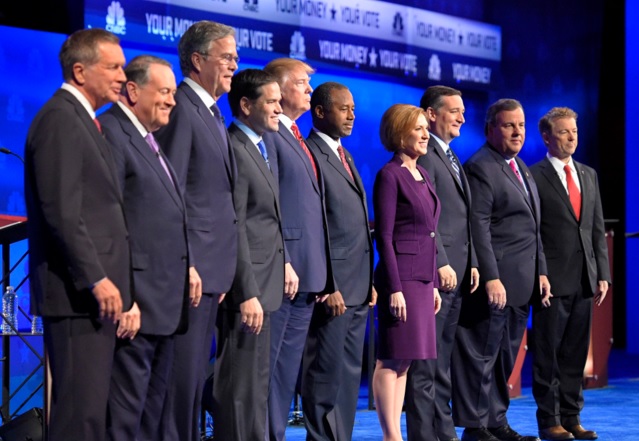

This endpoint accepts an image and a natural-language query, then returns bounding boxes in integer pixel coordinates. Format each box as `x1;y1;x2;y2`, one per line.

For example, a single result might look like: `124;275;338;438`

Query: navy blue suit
302;131;373;440
453;143;546;430
407;137;477;440
154;81;238;441
262;122;330;440
25;89;132;441
99;103;190;440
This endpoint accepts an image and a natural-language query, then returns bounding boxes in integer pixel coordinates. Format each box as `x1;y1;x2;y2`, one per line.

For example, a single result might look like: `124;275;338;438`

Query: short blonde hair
379;104;427;153
264;58;315;87
538;107;578;134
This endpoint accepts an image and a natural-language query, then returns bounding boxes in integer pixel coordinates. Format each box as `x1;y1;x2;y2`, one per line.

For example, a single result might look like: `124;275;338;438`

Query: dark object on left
0;408;43;441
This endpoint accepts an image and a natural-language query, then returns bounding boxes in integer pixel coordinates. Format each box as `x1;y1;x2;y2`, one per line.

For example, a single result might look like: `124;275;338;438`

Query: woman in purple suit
372;104;442;441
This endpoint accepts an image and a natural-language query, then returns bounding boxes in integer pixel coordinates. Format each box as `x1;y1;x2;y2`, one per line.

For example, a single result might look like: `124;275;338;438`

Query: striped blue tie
445;147;461;183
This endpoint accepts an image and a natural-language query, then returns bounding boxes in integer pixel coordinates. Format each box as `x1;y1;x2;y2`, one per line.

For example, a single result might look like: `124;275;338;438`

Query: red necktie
508;159;524;187
290;123;318;180
337;145;354;181
94;118;102;134
564;164;581;221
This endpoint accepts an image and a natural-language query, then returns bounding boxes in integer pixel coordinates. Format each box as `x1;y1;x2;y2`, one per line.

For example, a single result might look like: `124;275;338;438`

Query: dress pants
108;333;174;441
452;297;529;429
268;292;315;441
532;273;592;429
161;293;220;441
44;317;116;441
406;287;463;441
213;308;271;441
301;303;369;441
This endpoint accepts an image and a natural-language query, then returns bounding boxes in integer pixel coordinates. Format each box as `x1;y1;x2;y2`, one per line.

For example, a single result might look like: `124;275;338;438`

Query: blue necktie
257;140;270;169
445;147;461;183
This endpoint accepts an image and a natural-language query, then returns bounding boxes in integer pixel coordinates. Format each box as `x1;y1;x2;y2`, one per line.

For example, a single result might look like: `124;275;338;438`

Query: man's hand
116;302;141;340
485;279;506;309
189;266;202;307
470;268;480;293
434;288;442;314
284;263;299;300
325;291;347;317
369;286;378;307
438;265;457;292
92;277;123;323
539;275;553;308
240;297;264;334
594;280;609;306
389;291;407;322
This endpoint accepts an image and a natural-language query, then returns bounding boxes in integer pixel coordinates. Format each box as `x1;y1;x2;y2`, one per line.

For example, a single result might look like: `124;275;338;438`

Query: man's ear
125;82;138;104
314;104;324;119
190;52;204;74
426;107;438;123
239;96;251;117
72;62;87;86
541;131;550;145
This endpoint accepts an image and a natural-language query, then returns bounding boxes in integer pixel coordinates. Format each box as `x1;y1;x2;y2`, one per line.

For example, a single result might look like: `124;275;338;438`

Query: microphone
0;147;24;164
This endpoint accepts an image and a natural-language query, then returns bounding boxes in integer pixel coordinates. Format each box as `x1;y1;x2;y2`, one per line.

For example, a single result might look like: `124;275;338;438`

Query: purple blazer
373;155;441;295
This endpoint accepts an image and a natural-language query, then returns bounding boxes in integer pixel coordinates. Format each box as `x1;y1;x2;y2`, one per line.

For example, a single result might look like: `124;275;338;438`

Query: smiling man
98;55;198;441
457;99;549;441
530;107;610;441
214;68;285;441
406;85;479;441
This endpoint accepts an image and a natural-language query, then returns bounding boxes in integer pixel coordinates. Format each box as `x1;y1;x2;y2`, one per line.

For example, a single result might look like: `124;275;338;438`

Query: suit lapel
229;124;279;197
307;132;360;194
574;161;590;222
539;157;576;220
279;122;320;195
432;139;467;198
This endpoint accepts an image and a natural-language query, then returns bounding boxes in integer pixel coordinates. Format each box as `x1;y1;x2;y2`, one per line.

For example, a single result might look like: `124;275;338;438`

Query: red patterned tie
564;164;581;221
337;145;354;181
508;159;524;187
290;123;318;180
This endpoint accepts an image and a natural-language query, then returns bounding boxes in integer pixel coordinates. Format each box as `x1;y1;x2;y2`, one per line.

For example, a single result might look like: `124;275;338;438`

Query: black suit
213;123;285;441
530;157;610;429
99;104;190;440
154;81;238;441
302;131;373;440
24;88;132;441
453;143;546;429
407;137;476;440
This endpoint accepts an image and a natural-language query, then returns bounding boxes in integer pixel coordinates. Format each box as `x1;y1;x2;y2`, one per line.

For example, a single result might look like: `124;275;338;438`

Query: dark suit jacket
262;121;330;294
373;155;441;295
154;82;237;295
417;137;477;291
464;143;546;307
530;157;610;296
99;104;189;335
25;89;131;317
227;123;284;312
306;130;372;306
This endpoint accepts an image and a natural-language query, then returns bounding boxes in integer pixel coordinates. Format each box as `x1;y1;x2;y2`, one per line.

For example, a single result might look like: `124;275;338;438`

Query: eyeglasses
198;52;240;65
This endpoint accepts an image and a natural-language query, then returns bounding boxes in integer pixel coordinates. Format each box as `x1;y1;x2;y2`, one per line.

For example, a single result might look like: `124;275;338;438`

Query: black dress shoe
461;427;500;441
538;425;575;440
489;424;541;441
563;425;597;440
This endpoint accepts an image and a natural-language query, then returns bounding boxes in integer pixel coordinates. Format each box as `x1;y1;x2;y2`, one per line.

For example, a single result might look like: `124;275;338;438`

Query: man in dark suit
530;107;610;441
24;29;130;441
302;82;376;440
154;21;239;441
407;86;479;441
99;55;201;440
455;99;550;441
262;58;332;441
213;68;285;441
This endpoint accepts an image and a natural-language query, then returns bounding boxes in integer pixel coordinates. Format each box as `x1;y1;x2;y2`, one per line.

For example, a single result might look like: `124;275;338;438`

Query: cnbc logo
106;1;126;35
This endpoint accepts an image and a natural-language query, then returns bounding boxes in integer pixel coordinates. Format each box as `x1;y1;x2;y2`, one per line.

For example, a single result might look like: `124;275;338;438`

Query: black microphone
0;147;24;164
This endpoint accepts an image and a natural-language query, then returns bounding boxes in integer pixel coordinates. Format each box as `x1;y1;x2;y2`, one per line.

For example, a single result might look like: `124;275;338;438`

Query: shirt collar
61;83;96;119
312;128;340;157
429;132;449;152
116;101;148;138
183;77;216;109
547;153;576;174
233;120;262;146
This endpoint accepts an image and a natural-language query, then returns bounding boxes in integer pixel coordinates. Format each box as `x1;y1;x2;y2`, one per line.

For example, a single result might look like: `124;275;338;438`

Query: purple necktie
145;132;174;186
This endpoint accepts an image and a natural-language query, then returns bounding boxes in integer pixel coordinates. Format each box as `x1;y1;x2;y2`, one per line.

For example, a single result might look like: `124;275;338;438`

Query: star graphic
331;5;337;20
369;48;378;67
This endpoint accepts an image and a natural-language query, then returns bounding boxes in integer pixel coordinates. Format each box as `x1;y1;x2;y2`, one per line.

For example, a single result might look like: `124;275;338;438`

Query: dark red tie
290;123;318;180
564;164;581;221
337;145;354;181
93;118;102;134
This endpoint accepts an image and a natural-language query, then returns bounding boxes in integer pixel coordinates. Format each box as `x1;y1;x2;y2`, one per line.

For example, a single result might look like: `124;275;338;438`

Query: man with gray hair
155;20;240;441
99;55;200;440
24;28;129;441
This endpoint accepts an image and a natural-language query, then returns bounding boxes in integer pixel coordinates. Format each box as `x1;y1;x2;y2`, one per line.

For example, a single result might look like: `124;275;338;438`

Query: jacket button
279;249;283;253
234;219;238;224
430;232;435;238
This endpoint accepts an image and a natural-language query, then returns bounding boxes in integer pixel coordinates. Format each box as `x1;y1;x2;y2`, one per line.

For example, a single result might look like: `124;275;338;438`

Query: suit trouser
406;288;463;441
108;333;174;441
213;308;271;441
532;275;592;429
268;293;315;441
161;293;220;441
301;303;369;441
44;317;116;441
452;298;529;429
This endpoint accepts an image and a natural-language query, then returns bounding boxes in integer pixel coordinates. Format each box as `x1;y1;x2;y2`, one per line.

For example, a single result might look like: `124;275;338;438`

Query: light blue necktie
445;147;461;183
257;140;270;169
